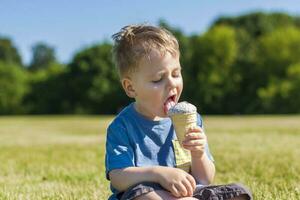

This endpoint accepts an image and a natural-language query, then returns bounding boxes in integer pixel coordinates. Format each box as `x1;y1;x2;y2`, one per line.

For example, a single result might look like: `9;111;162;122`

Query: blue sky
1;0;300;65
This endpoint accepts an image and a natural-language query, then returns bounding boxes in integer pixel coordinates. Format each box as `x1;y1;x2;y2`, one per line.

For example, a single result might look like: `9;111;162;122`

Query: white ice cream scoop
167;101;197;115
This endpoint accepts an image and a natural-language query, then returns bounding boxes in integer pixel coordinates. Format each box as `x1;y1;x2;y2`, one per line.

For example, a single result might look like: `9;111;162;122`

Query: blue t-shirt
105;103;214;200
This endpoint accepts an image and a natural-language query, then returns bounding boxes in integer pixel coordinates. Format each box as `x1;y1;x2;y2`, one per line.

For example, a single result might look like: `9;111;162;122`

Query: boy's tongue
164;98;176;115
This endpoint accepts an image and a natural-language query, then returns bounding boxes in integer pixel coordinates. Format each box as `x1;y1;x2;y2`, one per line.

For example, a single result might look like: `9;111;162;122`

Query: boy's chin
151;112;168;121
159;112;169;118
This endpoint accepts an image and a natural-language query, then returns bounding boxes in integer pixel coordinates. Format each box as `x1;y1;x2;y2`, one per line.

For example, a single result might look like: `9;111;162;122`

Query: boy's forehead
137;50;180;74
142;49;178;65
144;50;163;63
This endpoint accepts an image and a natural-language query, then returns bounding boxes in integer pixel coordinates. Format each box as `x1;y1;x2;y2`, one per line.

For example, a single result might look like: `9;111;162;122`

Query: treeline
1;12;300;115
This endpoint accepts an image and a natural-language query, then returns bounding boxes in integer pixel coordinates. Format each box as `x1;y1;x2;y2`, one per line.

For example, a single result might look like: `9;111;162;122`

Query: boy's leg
118;182;198;200
193;183;252;200
119;182;252;200
134;190;198;200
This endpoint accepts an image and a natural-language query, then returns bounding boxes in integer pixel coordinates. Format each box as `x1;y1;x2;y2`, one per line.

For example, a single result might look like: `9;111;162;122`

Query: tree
257;27;300;113
212;12;296;39
0;62;27;114
187;25;238;113
210;12;300;113
256;26;300;78
0;36;22;66
258;63;300;113
23;62;66;114
28;42;57;70
65;43;129;114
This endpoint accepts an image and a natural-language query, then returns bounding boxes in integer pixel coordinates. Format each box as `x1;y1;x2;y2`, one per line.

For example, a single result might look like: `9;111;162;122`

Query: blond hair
112;24;179;78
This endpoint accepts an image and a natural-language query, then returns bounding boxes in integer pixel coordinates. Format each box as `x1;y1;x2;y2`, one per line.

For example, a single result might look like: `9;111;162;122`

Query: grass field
0;115;299;200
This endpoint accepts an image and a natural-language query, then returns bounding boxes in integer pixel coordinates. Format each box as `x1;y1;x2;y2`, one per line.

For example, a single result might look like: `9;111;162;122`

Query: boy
105;24;252;200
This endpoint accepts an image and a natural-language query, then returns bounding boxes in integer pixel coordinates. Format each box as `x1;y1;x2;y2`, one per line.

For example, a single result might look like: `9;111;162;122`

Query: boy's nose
167;76;176;88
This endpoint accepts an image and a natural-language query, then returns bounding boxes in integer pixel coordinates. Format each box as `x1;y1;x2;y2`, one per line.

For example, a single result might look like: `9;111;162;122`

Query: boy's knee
133;190;175;200
133;191;163;200
133;190;198;200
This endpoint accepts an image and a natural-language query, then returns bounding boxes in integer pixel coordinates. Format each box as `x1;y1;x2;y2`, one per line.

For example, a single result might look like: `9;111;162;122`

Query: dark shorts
117;182;252;200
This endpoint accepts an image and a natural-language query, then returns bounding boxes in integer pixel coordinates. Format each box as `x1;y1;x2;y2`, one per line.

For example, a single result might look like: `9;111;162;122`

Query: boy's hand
155;166;196;197
182;126;207;158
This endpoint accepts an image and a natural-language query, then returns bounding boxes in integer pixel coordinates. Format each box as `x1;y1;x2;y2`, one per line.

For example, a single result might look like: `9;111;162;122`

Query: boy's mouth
163;94;176;115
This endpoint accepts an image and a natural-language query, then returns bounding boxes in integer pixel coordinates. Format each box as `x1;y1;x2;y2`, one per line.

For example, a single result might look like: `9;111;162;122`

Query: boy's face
123;49;183;120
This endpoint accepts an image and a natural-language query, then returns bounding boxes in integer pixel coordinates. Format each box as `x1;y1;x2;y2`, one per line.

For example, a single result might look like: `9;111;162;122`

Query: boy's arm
191;153;215;185
109;166;196;197
109;166;158;192
182;126;215;184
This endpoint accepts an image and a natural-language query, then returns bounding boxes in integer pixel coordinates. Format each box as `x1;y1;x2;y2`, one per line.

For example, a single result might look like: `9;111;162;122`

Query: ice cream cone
170;112;197;145
168;102;197;172
168;101;197;146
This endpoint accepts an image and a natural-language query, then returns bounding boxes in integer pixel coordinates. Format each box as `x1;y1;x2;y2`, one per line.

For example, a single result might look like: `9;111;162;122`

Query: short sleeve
105;123;135;180
197;113;214;162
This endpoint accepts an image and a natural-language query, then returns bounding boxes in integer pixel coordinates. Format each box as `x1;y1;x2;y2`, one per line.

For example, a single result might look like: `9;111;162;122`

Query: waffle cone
170;112;197;145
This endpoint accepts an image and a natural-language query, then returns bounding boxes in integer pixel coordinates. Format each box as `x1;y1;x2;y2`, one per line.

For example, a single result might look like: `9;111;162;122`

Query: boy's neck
133;102;165;121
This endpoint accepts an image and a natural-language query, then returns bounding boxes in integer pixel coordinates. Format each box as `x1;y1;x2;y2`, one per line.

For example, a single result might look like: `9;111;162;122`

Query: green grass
0;115;299;199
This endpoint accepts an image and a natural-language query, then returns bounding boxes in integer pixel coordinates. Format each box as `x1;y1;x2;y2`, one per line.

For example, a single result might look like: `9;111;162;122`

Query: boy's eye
173;70;181;77
152;78;162;83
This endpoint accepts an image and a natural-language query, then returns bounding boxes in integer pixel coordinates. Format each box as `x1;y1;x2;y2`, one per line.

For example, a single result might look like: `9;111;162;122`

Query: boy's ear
121;77;136;98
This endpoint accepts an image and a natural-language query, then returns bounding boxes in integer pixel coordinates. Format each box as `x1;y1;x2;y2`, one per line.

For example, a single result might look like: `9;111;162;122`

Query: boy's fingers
188;126;203;133
185;146;205;152
184;132;207;145
182;179;194;196
176;183;188;197
171;185;181;198
187;174;196;190
183;140;206;152
185;132;203;140
183;139;206;146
